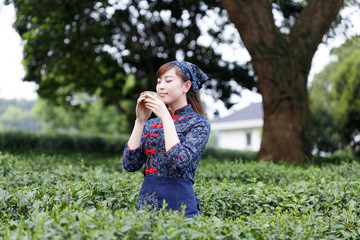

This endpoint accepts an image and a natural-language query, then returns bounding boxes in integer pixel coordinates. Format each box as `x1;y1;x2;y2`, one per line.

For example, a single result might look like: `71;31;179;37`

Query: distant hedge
0;131;257;160
0;131;128;154
202;146;257;161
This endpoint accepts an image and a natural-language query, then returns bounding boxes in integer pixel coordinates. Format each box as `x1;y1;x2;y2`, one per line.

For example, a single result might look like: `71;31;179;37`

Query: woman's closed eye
157;79;173;84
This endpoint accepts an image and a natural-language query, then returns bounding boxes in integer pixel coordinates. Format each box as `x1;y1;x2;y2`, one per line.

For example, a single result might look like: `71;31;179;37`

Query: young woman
122;61;210;217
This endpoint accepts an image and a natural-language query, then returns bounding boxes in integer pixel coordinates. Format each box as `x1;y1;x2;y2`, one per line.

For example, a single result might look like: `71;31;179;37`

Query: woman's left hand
144;93;170;122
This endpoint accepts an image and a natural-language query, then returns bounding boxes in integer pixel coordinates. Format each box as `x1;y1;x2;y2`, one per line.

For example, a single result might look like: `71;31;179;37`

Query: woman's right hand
136;93;152;123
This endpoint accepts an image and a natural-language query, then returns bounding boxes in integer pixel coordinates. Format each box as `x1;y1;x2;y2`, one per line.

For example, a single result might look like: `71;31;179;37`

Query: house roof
213;102;263;123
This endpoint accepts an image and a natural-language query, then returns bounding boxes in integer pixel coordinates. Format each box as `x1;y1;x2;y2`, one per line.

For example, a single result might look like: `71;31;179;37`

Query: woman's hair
157;62;206;116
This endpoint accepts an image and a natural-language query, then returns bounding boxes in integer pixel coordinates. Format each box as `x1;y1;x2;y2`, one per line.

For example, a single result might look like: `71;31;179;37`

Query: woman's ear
184;80;192;93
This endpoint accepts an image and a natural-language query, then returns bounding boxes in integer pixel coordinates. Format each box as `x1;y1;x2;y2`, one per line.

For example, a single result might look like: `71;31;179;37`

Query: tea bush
0;151;359;239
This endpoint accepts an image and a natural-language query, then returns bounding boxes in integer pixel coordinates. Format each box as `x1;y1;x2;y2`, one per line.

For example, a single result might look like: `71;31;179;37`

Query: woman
122;61;210;217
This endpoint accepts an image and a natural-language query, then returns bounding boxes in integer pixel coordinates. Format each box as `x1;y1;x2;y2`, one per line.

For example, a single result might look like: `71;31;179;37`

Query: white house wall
216;127;262;151
210;102;263;151
211;119;263;131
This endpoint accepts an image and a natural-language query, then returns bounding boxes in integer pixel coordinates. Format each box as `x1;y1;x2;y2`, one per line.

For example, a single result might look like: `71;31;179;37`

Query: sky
0;2;38;100
0;2;359;115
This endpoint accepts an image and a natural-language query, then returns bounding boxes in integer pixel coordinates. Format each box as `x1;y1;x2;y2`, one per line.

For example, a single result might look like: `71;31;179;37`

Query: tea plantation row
0;151;359;239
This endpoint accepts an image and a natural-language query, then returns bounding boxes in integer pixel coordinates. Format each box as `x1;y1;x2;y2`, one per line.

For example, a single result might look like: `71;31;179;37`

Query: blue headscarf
171;61;209;92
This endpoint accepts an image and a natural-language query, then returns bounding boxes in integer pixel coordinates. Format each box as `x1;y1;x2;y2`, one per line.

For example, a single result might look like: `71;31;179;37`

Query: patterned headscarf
171;61;209;92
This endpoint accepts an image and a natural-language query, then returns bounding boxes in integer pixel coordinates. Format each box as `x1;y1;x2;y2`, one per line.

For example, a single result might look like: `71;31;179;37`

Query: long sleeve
122;142;145;172
164;117;210;170
122;105;211;184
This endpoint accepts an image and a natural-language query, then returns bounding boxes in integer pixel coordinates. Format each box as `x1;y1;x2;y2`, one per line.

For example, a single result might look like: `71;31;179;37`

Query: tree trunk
220;0;343;163
255;52;311;163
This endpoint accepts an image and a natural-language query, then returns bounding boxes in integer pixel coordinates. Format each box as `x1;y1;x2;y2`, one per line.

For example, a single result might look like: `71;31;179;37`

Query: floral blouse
122;104;210;184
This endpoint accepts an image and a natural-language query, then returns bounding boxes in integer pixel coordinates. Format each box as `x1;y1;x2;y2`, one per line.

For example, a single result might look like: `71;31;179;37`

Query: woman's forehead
159;68;178;78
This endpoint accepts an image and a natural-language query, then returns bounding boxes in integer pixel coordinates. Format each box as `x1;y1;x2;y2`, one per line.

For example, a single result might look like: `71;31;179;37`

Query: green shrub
1;152;360;239
0;130;128;153
202;146;257;161
331;145;356;159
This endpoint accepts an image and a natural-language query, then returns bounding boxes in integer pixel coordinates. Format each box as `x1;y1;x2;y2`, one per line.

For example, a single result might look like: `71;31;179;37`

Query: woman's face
156;68;190;105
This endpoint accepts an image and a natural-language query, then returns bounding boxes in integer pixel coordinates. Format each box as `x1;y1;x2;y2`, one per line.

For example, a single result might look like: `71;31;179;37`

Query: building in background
211;102;263;151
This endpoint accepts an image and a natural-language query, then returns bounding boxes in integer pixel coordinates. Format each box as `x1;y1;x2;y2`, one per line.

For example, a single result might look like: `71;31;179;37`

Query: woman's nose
158;81;165;89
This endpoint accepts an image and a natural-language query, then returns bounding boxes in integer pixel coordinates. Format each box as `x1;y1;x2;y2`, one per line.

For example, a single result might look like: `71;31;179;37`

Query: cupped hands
143;92;170;122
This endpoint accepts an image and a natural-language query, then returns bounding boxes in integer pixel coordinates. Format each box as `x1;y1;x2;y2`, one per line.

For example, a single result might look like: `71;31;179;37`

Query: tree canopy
6;0;256;125
310;36;360;156
33;98;128;134
0;99;42;131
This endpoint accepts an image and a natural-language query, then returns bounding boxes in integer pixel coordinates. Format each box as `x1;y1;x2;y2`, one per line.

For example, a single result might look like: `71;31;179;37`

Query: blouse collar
168;104;192;116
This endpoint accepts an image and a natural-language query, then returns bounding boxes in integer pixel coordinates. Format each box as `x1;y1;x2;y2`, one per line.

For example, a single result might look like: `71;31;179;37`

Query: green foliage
33;97;129;134
331;37;360;154
202;146;256;161
0;99;36;115
0;106;41;132
1;151;360;238
310;36;360;156
0;97;130;134
6;0;255;121
0;99;42;132
332;145;356;160
0;131;128;154
309;66;343;154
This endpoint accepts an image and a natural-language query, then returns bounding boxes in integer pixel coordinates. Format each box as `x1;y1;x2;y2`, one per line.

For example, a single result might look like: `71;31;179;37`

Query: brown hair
156;62;206;116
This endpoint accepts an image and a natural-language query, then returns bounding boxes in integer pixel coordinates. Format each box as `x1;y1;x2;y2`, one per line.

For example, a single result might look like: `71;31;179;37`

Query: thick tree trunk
259;97;310;163
255;55;311;163
220;0;343;163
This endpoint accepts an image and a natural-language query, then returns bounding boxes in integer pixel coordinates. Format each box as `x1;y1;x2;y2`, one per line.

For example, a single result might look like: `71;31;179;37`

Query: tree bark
220;0;343;163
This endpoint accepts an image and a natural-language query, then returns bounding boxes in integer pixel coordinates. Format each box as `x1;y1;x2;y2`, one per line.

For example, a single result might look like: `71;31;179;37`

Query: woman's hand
144;92;179;151
143;93;170;122
136;93;152;123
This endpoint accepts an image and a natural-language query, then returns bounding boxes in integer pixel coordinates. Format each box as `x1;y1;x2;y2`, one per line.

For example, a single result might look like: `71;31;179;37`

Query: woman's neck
168;98;188;114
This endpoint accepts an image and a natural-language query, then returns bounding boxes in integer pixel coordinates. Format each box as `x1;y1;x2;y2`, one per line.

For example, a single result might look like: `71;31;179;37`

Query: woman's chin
160;97;169;104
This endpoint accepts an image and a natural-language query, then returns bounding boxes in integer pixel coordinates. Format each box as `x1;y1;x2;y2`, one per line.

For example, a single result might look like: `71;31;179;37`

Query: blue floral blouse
122;104;211;184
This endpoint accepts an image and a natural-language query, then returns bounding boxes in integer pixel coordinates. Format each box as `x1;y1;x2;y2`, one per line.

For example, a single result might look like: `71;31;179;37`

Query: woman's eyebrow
161;75;176;79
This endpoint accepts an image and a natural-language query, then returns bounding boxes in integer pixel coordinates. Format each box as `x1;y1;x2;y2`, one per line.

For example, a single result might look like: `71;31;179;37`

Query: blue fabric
170;61;208;92
138;175;199;217
123;104;210;183
122;104;210;216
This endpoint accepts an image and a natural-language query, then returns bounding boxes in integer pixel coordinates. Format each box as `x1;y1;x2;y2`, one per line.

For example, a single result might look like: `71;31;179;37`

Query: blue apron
137;175;199;218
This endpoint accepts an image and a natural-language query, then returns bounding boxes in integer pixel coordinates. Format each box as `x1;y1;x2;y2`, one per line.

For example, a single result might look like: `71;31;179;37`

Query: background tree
310;36;360;156
309;67;344;155
0;99;42;131
33;97;128;134
220;0;360;162
6;0;359;162
5;0;254;132
332;37;360;155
